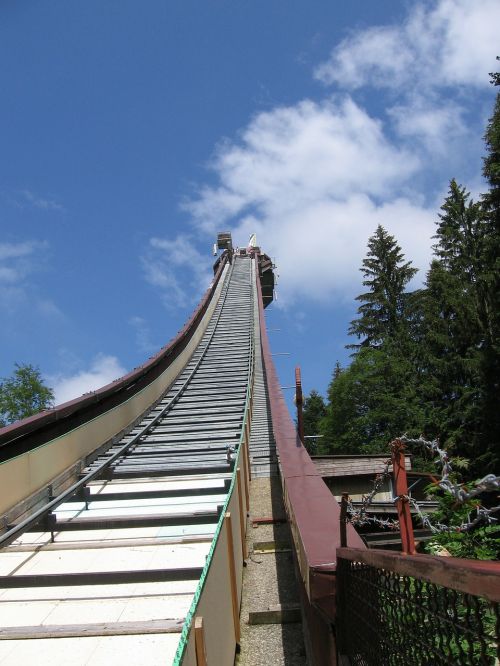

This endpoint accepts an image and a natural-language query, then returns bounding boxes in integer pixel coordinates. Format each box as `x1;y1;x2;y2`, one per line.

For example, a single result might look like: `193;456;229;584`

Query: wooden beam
225;512;241;645
236;468;247;559
194;616;207;666
0;619;184;640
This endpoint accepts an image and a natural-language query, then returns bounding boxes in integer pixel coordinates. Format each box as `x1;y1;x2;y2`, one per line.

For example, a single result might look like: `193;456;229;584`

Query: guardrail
336;548;500;665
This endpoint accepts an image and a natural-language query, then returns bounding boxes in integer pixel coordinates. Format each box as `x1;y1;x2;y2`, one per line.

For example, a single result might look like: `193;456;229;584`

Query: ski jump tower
0;234;361;665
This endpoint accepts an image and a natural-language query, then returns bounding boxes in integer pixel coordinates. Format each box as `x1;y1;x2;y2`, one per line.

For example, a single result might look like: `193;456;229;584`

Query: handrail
336;546;500;664
337;547;500;603
253;252;366;664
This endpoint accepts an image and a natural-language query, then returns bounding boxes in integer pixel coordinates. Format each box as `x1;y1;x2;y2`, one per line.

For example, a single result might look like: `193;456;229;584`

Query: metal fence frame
336;547;500;665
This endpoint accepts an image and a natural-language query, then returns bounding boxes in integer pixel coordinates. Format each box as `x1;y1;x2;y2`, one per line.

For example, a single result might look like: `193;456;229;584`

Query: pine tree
479;61;500;471
321;227;422;455
418;177;498;473
416;259;482;454
301;390;327;453
348;225;417;349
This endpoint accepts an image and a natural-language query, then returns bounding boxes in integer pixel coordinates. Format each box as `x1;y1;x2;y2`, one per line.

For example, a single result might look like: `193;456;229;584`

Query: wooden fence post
237;468;247;559
225;512;241;646
194;616;207;666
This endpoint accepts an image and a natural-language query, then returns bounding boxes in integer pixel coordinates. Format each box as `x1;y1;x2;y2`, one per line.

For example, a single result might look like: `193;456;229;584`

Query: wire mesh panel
337;556;499;665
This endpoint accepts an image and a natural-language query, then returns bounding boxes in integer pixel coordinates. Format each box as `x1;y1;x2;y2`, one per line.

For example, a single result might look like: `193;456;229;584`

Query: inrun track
0;252;274;665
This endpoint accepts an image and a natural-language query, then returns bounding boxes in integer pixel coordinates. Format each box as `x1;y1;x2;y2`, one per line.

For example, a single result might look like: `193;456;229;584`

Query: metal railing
337;548;500;665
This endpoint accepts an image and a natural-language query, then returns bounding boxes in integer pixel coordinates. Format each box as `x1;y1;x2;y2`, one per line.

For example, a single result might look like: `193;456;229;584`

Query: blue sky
1;0;498;407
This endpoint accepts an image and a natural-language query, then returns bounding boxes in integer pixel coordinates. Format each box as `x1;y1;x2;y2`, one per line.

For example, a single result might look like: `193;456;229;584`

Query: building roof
311;454;412;478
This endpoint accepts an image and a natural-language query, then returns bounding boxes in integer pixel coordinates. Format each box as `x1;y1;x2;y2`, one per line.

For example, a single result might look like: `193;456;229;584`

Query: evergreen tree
416;259;482;455
0;363;54;427
321;347;423;455
348;225;417;349
417;174;498;473
301;390;327;453
321;228;422;454
479;60;500;472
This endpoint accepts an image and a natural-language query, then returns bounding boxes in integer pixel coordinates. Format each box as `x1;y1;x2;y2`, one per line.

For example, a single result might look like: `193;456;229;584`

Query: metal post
340;493;349;548
295;366;304;443
391;439;416;555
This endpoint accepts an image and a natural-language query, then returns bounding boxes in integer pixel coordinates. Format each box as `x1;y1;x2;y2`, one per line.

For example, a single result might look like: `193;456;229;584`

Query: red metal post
340;493;349;548
295;366;304;443
391;439;416;554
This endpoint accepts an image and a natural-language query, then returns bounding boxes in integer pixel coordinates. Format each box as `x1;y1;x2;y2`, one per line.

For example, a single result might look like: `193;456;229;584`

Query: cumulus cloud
141;234;213;308
183;98;434;304
314;0;498;155
387;97;467;155
50;354;127;406
152;1;494;310
185;98;419;232
314;0;500;91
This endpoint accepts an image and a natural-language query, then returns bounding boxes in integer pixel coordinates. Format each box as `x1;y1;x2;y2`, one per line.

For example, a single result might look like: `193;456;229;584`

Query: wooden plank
194;616;207;666
0;619;184;640
253;540;291;554
337;547;500;602
236;468;247;560
0;566;203;588
248;603;301;625
251;517;286;527
225;512;240;645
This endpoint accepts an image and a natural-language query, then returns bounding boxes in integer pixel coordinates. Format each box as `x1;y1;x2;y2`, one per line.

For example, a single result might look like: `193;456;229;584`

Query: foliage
301;389;327;453
414;184;485;464
423;483;500;560
0;363;54;427
318;67;500;476
321;226;422;455
347;224;417;350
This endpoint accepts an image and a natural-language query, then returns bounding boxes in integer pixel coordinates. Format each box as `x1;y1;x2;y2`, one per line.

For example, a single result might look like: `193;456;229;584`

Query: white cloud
232;195;434;305
388;97;467;155
185;98;419;235
0;241;42;261
183;98;432;304
50;354;127;406
313;0;498;157
314;0;500;91
170;1;494;309
141;234;213;308
36;298;65;319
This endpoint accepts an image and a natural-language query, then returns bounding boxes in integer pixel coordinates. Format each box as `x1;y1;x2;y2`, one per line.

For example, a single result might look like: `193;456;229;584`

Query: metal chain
343;435;500;534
